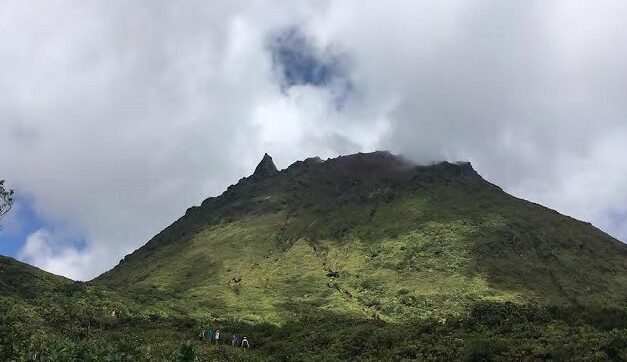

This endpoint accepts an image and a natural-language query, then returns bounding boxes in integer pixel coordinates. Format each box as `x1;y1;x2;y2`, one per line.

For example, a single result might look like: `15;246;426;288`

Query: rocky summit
2;151;627;361
252;153;279;178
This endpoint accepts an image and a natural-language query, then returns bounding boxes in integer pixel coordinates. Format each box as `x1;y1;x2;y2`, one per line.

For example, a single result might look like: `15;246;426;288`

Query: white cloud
1;1;626;279
312;0;627;237
19;229;92;280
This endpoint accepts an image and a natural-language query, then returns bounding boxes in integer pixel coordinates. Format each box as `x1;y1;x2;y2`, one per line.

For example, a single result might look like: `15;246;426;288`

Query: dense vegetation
2;286;626;361
1;152;626;360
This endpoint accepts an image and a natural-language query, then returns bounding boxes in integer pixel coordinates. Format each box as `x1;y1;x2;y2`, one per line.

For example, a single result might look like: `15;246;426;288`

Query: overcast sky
1;1;627;280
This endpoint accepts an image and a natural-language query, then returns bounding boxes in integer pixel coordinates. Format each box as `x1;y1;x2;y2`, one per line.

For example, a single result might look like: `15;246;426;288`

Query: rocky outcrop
253;153;279;178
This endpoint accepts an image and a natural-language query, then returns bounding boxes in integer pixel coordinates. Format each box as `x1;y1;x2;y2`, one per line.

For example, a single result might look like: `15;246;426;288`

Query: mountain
94;151;626;320
3;151;627;360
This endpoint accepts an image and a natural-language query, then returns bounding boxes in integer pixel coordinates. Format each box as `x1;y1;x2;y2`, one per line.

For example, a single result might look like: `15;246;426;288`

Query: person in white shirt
241;336;250;349
214;330;220;345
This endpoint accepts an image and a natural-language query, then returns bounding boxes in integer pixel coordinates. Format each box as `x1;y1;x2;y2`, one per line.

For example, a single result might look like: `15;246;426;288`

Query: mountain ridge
98;151;498;277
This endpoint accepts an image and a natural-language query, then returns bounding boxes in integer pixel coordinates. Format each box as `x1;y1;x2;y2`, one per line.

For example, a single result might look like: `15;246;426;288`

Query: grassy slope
3;152;627;360
0;255;204;360
94;152;627;327
0;255;71;299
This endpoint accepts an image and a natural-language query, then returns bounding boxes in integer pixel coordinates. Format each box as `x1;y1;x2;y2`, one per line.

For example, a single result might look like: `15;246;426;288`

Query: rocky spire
252;153;278;178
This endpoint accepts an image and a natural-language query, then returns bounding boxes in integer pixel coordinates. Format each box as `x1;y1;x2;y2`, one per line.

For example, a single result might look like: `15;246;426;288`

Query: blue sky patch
267;27;353;108
0;196;48;257
0;195;88;259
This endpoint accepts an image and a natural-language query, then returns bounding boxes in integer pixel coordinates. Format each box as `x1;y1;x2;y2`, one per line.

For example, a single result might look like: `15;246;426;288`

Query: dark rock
252;153;278;178
303;156;323;165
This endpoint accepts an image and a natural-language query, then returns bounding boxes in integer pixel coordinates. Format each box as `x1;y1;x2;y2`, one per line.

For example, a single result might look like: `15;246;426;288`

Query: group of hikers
199;328;251;349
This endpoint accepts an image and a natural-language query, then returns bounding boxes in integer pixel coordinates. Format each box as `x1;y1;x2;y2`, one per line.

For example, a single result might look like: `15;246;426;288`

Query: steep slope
0;255;71;300
94;151;627;326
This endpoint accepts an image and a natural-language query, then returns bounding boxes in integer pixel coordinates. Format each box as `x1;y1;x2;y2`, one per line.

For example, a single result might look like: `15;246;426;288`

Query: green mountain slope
3;151;626;360
94;151;627;325
0;255;199;360
0;255;71;300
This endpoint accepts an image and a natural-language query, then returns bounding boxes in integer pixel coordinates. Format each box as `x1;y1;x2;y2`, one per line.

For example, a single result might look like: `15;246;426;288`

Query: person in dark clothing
205;328;213;342
231;335;240;347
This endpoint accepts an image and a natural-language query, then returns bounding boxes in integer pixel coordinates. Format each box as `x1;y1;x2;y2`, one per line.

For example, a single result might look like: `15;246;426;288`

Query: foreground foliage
1;292;626;361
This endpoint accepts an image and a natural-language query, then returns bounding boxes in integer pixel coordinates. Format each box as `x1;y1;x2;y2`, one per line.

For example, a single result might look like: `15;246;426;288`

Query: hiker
231;335;240;347
241;336;250;349
198;330;204;341
214;329;221;345
205;328;213;342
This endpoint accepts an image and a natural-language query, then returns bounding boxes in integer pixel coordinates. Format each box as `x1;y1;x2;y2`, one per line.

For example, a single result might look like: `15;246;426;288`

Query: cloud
311;0;627;238
0;1;626;279
18;229;91;280
0;1;375;280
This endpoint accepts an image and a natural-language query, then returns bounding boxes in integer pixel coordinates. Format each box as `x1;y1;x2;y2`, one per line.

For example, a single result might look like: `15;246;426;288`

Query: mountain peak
252;153;278;178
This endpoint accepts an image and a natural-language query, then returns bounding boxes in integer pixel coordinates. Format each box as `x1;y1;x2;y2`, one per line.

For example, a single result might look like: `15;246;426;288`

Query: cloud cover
1;0;626;279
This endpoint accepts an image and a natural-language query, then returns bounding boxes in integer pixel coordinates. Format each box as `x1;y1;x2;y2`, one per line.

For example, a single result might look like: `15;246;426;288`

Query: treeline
1;298;626;361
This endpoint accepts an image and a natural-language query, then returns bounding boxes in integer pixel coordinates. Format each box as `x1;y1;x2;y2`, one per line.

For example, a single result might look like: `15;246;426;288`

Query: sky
1;1;627;280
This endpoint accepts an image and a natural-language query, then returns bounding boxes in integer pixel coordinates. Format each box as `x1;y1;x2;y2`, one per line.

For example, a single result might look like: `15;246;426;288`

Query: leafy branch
0;180;14;228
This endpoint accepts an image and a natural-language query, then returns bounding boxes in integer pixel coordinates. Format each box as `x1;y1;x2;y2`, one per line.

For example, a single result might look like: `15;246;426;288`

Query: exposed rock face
253;153;279;178
188;151;498;221
283;151;488;186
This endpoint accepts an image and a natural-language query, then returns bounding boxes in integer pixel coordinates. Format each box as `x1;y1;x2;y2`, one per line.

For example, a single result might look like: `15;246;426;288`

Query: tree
0;180;14;228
